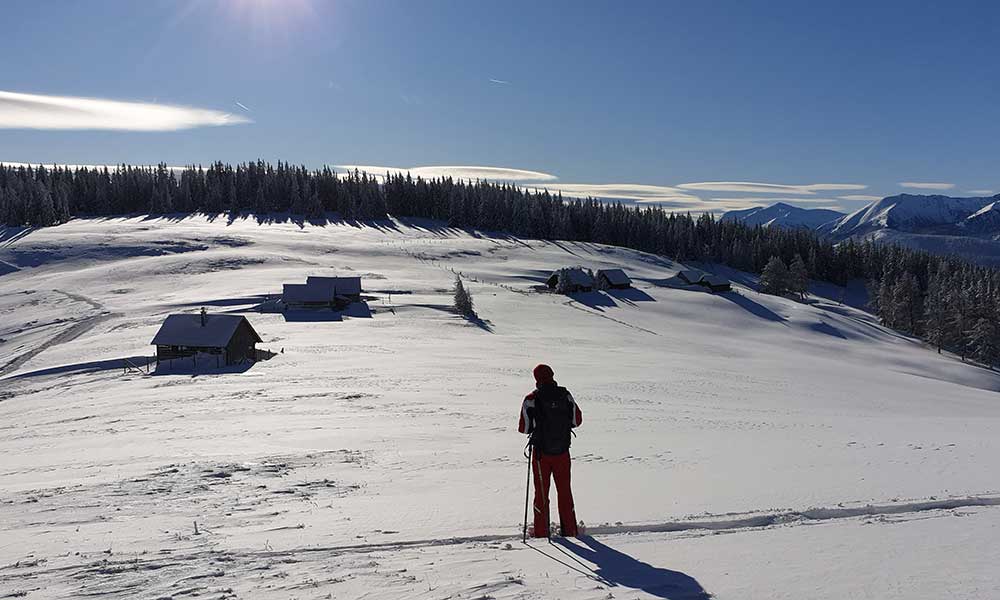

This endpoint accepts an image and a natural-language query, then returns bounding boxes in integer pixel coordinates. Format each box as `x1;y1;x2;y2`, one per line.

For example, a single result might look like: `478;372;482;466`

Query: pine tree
759;256;789;296
949;287;971;360
890;273;921;333
923;278;948;353
788;253;809;300
554;268;574;295
453;275;475;317
968;317;998;367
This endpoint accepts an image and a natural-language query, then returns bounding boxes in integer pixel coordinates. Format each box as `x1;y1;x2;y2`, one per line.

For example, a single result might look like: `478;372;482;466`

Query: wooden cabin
677;270;707;285
701;274;732;293
677;269;731;293
151;310;262;366
596;268;632;290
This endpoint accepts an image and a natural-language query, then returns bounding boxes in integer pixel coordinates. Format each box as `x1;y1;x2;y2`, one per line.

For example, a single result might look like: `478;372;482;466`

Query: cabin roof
305;276;362;296
151;314;261;347
283;283;333;303
677;270;707;283
597;268;630;285
551;268;594;286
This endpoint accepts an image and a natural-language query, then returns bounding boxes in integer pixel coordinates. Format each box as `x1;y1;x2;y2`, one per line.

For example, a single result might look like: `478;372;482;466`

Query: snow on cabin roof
151;314;260;347
597;268;630;285
283;283;333;303
677;270;706;284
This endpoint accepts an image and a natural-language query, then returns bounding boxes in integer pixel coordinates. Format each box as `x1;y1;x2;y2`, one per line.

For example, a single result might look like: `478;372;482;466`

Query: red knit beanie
533;364;554;384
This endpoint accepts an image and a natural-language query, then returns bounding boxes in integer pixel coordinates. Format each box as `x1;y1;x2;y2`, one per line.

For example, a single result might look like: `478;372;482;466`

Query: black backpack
532;385;573;455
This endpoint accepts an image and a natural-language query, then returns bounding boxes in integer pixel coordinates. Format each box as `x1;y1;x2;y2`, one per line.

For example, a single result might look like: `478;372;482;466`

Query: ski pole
522;442;532;543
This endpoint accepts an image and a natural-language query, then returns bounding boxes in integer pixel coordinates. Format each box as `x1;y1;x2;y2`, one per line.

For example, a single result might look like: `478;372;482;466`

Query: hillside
1;217;999;599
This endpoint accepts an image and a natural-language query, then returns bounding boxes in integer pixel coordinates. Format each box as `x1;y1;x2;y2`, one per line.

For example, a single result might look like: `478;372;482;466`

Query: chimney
200;307;207;327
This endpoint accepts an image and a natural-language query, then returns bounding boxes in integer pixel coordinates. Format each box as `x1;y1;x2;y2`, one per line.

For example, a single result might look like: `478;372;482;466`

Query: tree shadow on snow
809;321;847;339
0;227;34;246
606;287;656;305
719;292;786;323
465;313;495;333
555;536;711;600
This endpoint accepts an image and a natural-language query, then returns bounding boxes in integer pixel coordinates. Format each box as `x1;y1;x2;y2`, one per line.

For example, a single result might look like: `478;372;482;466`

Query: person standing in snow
518;364;583;537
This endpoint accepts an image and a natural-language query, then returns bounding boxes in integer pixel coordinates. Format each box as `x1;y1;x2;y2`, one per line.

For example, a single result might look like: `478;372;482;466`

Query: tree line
2;161;999;367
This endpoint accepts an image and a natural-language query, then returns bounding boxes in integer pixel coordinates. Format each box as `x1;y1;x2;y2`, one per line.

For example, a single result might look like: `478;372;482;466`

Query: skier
518;364;583;538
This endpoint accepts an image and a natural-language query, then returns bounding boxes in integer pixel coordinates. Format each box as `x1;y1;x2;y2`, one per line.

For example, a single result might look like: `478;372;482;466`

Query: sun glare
221;0;317;40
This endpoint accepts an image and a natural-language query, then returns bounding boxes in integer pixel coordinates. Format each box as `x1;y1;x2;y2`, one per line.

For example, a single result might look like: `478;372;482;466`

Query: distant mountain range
722;193;1000;265
720;202;843;230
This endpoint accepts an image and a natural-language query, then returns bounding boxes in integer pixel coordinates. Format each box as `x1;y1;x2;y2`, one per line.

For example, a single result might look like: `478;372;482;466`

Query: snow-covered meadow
1;216;999;599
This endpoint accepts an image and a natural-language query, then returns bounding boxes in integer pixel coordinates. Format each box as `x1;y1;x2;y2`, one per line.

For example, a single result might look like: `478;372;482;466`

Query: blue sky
1;0;998;213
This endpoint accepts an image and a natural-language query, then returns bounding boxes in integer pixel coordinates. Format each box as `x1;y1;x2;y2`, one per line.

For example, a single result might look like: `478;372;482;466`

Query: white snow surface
1;216;999;599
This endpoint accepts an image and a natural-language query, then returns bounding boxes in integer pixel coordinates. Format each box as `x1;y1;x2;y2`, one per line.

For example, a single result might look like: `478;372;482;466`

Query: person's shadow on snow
555;535;711;599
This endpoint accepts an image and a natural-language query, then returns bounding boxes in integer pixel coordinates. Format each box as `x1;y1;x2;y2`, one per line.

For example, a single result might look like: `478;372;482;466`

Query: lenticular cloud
0;90;251;131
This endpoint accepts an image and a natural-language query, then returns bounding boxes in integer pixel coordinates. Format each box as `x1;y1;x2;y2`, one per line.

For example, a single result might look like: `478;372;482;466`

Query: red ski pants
532;450;577;537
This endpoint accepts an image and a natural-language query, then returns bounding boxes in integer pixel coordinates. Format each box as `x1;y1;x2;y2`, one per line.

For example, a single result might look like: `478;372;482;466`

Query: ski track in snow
562;299;660;336
0;291;116;378
2;496;998;599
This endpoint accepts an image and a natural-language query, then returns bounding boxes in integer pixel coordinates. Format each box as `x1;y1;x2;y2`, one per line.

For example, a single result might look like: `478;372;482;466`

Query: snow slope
720;202;843;229
1;216;999;599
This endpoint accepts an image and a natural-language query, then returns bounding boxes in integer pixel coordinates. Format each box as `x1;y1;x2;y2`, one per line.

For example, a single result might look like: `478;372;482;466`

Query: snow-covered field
1;216;999;599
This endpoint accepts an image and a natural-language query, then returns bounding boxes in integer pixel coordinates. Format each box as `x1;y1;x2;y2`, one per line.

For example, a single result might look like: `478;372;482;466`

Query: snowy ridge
961;200;1000;235
720;202;843;229
826;193;1000;239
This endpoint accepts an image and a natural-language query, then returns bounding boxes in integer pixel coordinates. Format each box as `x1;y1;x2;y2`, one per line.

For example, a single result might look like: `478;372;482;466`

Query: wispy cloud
489;78;511;85
677;181;867;194
838;194;883;202
0;90;250;131
968;189;995;195
708;196;841;205
526;183;701;204
329;167;881;213
899;182;955;190
335;164;557;182
234;101;251;112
